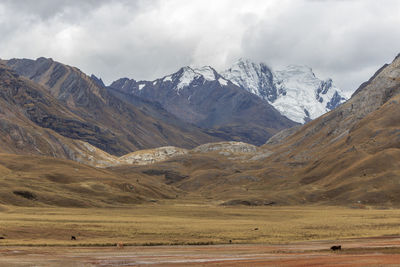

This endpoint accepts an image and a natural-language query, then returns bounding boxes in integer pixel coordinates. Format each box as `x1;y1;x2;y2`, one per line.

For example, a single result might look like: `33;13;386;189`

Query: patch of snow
192;66;216;81
138;84;145;90
176;67;200;90
163;75;172;82
218;77;228;86
176;66;218;91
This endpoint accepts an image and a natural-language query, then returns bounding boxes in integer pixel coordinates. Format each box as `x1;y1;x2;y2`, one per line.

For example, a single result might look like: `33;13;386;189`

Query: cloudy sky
1;0;399;92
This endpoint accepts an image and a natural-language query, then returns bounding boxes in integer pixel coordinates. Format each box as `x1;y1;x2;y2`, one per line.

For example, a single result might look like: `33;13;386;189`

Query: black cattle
330;245;341;251
71;235;77;240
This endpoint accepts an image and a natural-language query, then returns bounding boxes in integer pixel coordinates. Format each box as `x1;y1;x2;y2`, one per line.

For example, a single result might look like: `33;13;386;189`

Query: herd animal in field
330;245;341;251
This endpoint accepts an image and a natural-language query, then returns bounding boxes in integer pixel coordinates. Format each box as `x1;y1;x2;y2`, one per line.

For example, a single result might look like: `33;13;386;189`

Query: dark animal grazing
330;245;341;251
71;236;76;240
229;240;232;244
254;228;259;231
0;237;4;239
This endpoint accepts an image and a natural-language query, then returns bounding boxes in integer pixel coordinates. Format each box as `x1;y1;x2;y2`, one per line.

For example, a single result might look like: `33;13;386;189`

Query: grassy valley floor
1;202;400;246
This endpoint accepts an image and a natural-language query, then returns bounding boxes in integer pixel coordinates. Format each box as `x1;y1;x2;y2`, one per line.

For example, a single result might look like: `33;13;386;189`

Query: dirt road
2;236;400;266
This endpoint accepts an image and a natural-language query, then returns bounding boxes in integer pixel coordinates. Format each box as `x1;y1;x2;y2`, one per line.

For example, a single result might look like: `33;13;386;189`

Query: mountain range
0;54;398;207
109;65;297;146
110;59;348;128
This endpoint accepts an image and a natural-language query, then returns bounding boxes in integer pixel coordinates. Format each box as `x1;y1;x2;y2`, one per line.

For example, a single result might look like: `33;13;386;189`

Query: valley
1;1;399;265
0;52;398;264
0;54;399;208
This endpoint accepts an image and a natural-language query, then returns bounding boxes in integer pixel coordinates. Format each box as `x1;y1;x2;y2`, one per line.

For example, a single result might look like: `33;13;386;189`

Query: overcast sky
1;0;399;92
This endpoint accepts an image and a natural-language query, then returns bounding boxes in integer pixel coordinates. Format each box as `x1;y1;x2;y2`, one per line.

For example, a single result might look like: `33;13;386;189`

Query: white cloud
0;0;399;92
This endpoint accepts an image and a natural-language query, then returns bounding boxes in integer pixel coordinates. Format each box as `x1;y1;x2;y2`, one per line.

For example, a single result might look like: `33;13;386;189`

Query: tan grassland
1;202;400;246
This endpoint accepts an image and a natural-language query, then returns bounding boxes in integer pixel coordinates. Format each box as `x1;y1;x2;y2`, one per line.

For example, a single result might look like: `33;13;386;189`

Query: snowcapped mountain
221;59;277;102
109;65;297;146
161;66;230;91
113;66;230;95
223;59;349;123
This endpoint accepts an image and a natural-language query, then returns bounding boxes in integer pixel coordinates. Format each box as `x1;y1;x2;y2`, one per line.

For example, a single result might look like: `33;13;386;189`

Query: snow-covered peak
176;67;199;90
222;59;276;101
274;65;322;94
193;66;216;81
175;66;219;91
223;59;349;123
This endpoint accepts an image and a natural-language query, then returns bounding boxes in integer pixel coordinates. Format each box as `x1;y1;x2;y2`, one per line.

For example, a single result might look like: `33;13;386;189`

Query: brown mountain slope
0;63;87;156
257;54;400;205
4;58;222;155
0;153;177;207
0;63;139;166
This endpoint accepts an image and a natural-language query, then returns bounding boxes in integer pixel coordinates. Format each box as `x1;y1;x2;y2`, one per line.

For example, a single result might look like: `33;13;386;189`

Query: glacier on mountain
222;59;349;123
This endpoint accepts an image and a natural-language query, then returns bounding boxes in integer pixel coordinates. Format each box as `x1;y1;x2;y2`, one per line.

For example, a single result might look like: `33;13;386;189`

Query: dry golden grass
2;203;400;246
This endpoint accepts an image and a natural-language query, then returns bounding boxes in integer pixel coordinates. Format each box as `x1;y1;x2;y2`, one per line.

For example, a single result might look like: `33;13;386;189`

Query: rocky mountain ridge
4;58;224;155
0;63;126;165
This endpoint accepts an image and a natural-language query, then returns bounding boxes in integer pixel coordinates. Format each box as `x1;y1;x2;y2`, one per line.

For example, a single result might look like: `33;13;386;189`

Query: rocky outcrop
193;142;258;154
119;146;188;165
